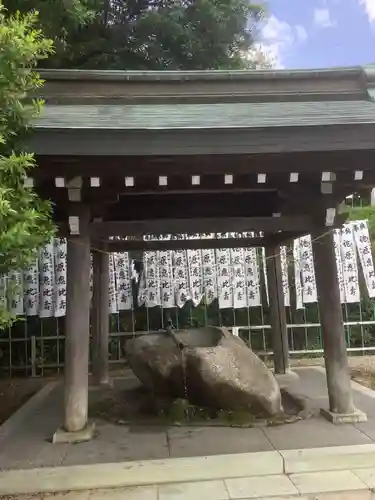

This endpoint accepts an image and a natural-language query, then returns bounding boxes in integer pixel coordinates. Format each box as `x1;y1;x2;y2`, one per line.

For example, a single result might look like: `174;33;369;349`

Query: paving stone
89;486;157;500
352;467;375;488
224;474;298;499
307;491;374;500
158;480;229;500
282;444;375;474
62;428;169;466
250;493;373;500
167;426;273;458
45;492;91;500
289;470;368;494
263;418;372;451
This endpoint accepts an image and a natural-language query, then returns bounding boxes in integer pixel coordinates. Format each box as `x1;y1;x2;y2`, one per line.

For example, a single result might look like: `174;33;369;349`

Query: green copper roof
38;66;363;81
34;100;375;130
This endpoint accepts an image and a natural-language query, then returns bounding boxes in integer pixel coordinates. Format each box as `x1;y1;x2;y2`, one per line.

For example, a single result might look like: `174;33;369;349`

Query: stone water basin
125;326;283;417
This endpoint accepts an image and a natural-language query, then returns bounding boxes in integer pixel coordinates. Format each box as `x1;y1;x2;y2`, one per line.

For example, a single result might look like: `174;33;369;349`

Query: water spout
165;318;185;351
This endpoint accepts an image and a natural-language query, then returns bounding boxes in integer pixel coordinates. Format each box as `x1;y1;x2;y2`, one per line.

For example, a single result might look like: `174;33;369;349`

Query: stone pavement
4;473;375;499
1;367;375;470
2;367;375;497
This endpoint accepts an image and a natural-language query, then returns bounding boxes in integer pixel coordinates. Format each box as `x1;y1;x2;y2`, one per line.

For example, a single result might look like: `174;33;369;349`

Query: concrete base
321;408;368;424
274;369;299;389
52;422;96;444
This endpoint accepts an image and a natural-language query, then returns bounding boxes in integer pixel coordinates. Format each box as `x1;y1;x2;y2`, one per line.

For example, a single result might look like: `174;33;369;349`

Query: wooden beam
36;150;375;177
105;236;267;252
88;215;315;237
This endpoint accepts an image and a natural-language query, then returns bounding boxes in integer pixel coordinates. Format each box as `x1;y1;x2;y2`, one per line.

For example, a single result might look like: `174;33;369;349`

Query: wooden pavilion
28;65;375;441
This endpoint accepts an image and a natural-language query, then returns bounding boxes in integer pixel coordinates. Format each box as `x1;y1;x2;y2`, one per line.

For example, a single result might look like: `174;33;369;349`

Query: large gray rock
125;327;282;417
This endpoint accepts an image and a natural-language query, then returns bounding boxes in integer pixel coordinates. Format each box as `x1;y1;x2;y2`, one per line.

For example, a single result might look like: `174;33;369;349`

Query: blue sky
259;0;375;69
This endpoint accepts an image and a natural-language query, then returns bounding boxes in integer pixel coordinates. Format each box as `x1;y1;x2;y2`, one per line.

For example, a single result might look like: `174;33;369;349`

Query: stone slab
224;474;298;499
255;493;374;500
289;470;368;495
167;426;273;457
263;417;372;450
274;370;299;389
309;492;374;500
353;467;375;488
90;486;157;500
321;408;368;424
0;451;283;495
52;422;96;444
158;479;229;500
0;380;60;445
282;443;375;474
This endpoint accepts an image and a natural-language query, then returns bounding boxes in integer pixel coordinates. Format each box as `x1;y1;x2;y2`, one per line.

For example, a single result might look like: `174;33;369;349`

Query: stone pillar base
321;407;367;424
52;422;96;444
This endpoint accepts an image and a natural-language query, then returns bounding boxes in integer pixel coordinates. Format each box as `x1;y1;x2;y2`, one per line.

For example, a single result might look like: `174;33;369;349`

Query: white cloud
360;0;375;22
259;15;308;68
313;8;335;28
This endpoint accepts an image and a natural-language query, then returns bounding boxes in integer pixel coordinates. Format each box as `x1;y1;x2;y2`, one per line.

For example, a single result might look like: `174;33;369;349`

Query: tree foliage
0;4;55;326
4;0;266;70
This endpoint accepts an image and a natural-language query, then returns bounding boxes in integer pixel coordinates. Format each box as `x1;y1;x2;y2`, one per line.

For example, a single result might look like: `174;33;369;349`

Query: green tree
0;5;55;326
4;0;265;70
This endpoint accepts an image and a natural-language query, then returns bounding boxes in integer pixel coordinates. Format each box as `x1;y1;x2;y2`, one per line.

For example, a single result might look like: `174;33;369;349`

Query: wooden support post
312;230;359;419
92;243;110;386
265;243;289;375
63;204;92;434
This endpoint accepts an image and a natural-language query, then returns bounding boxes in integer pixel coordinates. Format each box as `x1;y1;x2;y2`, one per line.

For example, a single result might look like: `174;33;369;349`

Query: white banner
293;239;304;309
244;248;261;307
231;248;247;309
54;238;67;317
262;248;269;305
141;252;161;308
9;271;24;316
333;229;346;303
108;254;118;313
280;246;290;307
158;251;175;308
353;220;375;298
216;248;233;309
299;235;317;304
173;250;190;308
23;260;39;316
39;241;54;317
187;247;203;307
202;248;217;305
341;224;360;303
115;252;133;311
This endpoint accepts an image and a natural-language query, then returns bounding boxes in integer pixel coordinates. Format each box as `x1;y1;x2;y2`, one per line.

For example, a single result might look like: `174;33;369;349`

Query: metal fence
2;295;375;377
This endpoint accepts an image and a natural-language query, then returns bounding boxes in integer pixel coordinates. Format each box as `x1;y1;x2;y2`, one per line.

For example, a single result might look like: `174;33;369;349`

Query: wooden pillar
92;243;110;385
312;230;355;415
265;243;289;374
64;205;91;432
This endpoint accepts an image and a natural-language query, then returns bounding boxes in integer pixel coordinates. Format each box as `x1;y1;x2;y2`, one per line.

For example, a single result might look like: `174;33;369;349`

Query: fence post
31;335;36;377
